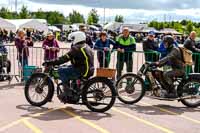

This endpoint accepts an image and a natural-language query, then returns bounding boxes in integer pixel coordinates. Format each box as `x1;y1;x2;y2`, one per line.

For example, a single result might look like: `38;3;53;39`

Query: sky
1;0;200;23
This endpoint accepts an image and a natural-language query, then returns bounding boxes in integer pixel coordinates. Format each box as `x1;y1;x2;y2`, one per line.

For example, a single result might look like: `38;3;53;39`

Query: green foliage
19;5;30;19
87;9;99;25
0;7;14;19
46;11;65;25
34;8;46;19
148;20;199;35
68;10;85;24
115;15;124;23
186;21;193;34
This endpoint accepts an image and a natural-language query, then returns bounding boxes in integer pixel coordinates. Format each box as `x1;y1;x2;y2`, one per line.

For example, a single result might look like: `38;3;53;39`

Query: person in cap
184;31;200;73
143;31;159;62
15;29;33;67
94;31;116;68
153;35;185;98
115;27;136;79
42;31;60;61
79;25;94;48
43;31;94;103
158;33;179;59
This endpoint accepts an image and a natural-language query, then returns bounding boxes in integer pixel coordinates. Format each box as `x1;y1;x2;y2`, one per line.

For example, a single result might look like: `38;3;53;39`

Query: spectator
0;29;3;42
42;31;60;61
9;30;15;42
184;31;200;73
116;27;136;79
15;29;33;67
143;31;159;62
158;33;178;59
26;29;31;38
94;31;116;68
3;29;8;42
0;42;11;75
79;25;94;48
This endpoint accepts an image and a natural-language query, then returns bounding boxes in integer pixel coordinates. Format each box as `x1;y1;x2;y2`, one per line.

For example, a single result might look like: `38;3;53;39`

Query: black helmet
163;35;174;46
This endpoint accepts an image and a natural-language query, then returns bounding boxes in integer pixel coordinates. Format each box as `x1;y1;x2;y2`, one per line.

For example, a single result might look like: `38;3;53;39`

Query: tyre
82;77;116;113
116;73;145;104
0;69;5;81
179;78;200;108
24;73;54;107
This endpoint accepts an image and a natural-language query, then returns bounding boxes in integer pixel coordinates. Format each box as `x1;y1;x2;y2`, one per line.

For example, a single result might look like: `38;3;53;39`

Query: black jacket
184;37;200;53
143;38;158;52
52;43;94;78
159;46;184;71
86;34;94;48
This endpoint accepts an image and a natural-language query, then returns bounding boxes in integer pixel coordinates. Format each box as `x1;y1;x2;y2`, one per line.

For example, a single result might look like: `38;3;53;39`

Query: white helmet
68;31;86;45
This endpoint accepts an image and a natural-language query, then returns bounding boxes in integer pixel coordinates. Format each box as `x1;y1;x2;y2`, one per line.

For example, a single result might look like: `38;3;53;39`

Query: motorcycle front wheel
24;73;54;107
116;73;145;104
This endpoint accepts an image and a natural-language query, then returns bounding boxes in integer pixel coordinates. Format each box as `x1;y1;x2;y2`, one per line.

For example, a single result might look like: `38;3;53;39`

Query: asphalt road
0;80;200;133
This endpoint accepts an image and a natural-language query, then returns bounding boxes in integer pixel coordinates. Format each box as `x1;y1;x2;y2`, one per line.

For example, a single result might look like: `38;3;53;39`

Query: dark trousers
116;53;133;79
194;59;200;73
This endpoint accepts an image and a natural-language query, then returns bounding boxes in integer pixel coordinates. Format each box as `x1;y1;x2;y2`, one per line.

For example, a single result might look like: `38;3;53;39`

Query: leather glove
42;61;54;67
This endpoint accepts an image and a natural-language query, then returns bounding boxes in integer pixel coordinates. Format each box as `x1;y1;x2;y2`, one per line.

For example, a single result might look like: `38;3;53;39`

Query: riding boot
164;84;177;98
58;82;73;103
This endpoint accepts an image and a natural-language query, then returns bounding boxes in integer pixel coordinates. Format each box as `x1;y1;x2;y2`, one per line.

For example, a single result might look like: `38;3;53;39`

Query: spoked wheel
179;79;200;108
82;77;116;113
24;73;54;107
116;73;145;104
0;68;6;81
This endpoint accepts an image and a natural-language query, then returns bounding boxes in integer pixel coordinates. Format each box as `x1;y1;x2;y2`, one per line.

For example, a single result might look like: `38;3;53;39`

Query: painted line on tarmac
141;101;200;124
0;105;66;132
22;119;43;133
112;107;174;133
61;109;110;133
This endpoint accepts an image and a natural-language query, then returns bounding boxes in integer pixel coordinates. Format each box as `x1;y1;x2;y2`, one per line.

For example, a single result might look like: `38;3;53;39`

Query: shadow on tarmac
114;103;200;116
0;82;24;90
16;104;113;122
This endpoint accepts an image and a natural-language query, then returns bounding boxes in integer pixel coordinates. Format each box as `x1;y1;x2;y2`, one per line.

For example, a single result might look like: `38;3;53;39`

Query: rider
153;35;185;98
43;31;94;103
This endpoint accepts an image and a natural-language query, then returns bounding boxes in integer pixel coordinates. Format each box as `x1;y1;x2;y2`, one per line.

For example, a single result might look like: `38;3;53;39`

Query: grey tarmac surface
0;80;200;133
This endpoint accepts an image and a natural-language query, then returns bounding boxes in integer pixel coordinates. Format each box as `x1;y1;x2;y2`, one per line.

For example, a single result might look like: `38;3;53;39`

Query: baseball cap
148;31;155;36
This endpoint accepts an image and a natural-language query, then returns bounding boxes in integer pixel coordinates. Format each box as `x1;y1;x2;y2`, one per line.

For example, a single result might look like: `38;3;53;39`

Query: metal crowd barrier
0;45;21;83
19;46;200;82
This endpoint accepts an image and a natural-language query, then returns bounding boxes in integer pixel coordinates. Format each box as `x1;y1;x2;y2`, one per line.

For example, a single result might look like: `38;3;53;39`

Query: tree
68;10;85;24
19;5;30;19
180;20;188;26
46;11;65;25
186;21;193;34
0;7;13;19
34;8;46;19
115;15;124;23
87;9;99;24
158;22;164;30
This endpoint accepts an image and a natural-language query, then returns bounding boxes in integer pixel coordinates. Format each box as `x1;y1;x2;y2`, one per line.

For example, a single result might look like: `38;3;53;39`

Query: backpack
178;47;193;66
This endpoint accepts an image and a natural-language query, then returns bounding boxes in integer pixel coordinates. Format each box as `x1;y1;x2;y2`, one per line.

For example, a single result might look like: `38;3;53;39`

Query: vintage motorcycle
25;65;116;113
116;62;200;108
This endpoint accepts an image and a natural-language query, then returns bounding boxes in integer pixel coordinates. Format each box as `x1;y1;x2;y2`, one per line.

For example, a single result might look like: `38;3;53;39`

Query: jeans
19;57;28;68
58;65;81;83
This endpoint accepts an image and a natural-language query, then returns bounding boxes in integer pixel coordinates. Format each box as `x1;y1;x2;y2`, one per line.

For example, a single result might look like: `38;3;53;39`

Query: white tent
48;26;61;32
103;22;122;31
6;19;48;32
0;18;16;31
19;19;48;33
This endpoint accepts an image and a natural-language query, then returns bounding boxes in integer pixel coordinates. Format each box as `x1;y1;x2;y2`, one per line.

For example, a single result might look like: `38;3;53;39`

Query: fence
3;45;200;84
20;47;160;80
0;45;20;82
